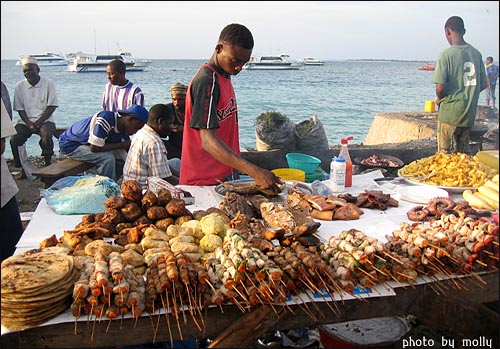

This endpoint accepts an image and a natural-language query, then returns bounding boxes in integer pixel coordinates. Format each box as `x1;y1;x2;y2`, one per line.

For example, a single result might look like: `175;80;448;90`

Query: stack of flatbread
1;247;76;330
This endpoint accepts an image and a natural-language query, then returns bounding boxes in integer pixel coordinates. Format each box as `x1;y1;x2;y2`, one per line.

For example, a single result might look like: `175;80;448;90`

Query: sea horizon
1;59;496;160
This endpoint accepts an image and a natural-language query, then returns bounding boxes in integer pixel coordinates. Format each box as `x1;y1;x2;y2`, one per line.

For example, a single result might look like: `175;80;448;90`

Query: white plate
397;186;450;204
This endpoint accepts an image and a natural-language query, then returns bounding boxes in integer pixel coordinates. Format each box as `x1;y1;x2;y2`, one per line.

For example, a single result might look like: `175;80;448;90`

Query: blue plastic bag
40;174;121;215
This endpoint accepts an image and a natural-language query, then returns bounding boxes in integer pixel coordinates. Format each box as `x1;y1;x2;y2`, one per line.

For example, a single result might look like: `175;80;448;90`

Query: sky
1;1;499;61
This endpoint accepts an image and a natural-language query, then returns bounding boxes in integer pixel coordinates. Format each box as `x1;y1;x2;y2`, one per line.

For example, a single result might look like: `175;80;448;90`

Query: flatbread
1;249;75;331
1;251;74;293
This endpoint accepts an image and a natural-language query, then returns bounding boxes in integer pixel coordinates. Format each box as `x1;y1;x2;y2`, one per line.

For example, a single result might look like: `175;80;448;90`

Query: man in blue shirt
485;56;499;110
59;104;147;181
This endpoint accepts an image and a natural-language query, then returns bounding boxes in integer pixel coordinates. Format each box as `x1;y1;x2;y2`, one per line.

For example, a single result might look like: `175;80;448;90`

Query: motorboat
418;63;435;71
66;51;152;72
243;54;302;70
303;57;324;66
15;53;67;66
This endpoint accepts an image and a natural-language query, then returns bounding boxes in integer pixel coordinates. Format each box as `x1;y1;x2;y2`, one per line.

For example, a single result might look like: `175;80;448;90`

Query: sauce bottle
329;156;346;193
339;136;353;187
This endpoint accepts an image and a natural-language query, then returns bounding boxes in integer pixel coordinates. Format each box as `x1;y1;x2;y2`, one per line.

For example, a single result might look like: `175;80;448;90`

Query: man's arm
199;129;281;192
89;140;131;153
33;106;57;128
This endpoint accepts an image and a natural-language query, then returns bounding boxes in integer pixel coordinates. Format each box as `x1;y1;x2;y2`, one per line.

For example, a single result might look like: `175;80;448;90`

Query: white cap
21;56;38;66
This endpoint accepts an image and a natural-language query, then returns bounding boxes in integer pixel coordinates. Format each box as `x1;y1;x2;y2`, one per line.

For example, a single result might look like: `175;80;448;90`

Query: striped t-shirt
101;81;144;111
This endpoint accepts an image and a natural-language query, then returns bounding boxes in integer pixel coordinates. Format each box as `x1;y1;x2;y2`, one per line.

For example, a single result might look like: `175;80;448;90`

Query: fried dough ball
81;213;96;224
146;206;169;220
166;198;186;217
115;222;134;234
121;202;143;222
155;217;175;231
102;208;125;225
156;188;172;206
105;196;128;209
133;215;153;226
141;190;158;208
121;179;143;203
175;215;193;226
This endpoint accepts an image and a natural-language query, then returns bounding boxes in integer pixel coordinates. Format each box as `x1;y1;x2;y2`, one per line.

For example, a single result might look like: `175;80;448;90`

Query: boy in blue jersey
58;104;148;181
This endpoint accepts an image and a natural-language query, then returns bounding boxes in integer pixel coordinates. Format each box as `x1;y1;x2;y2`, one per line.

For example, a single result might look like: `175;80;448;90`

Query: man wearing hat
164;82;187;160
58;105;148;181
10;56;59;177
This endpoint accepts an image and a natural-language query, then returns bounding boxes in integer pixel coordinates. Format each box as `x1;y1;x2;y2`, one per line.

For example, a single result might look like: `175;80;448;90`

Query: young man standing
433;16;487;154
179;23;281;194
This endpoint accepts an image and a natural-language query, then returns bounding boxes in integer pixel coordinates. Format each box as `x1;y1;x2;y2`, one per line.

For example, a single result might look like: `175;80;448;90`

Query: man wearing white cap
10;56;59;177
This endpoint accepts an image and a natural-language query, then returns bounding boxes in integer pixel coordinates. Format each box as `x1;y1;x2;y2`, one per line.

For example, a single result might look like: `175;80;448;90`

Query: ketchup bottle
339;136;353;187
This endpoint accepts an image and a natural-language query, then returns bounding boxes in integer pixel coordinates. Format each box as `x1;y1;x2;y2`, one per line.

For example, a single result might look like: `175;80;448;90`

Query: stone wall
364;112;437;145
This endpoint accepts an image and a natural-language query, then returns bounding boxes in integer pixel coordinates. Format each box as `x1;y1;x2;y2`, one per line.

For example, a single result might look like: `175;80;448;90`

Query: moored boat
15;53;67;66
418;63;435;71
243;54;302;70
66;51;152;72
303;57;325;66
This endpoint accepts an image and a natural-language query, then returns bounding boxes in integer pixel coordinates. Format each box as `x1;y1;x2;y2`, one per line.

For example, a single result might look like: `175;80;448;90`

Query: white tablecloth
4;172;464;335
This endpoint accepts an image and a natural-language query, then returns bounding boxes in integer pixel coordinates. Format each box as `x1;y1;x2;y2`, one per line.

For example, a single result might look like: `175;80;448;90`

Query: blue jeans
64;145;118;180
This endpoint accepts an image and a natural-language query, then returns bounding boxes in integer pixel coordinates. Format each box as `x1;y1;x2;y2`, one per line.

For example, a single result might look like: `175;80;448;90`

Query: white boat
243;54;301;70
303;57;325;66
15;53;67;66
66;51;152;72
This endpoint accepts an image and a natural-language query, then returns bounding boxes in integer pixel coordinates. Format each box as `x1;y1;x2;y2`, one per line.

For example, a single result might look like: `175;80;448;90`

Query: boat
66;51;152;72
243;54;302;70
15;53;67;66
303;57;324;66
418;63;435;71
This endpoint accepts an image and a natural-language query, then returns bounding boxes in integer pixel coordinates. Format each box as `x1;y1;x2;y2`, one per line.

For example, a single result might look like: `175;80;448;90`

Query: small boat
303;57;324;66
418;63;435;71
243;54;302;70
15;53;67;66
66;51;152;72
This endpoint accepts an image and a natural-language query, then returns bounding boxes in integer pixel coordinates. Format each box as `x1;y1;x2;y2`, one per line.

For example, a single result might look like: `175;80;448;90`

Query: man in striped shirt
101;59;144;111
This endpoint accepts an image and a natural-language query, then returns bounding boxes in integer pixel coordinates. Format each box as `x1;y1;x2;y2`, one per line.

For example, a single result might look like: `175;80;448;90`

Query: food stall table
2;173;498;348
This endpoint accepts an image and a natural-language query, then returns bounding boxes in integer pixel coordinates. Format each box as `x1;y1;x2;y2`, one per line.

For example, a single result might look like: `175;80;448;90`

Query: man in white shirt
10;56;59;176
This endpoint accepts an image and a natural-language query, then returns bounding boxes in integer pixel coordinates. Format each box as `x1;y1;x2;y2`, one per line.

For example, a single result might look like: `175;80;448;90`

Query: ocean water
1;59;496;159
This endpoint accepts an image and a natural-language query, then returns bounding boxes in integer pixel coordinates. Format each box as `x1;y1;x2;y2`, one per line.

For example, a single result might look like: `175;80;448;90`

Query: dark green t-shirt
432;44;486;127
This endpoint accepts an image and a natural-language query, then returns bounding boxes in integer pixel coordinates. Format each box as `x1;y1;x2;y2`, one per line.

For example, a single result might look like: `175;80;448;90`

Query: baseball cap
117;105;148;123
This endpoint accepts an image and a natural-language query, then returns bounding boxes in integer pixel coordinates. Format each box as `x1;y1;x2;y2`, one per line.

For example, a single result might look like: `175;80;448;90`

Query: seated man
58;105;148;181
123;104;180;190
10;57;58;178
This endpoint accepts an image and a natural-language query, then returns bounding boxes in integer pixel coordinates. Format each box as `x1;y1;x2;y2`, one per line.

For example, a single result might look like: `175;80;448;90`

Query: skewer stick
106;318;113;334
171;291;184;341
355;266;378;280
163;291;174;348
383;252;404;265
294;294;319;322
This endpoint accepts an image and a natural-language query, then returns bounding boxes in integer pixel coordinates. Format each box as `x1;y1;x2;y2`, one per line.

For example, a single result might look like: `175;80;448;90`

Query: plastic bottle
339;136;353;187
311;180;331;196
329;156;346;193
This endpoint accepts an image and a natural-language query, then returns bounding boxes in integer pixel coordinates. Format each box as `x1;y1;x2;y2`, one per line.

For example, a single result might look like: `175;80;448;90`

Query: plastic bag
255;111;296;151
294;115;329;151
40;174;121;215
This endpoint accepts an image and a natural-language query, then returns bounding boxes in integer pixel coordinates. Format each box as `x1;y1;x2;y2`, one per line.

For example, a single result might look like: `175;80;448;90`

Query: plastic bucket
424;100;436;113
272;168;305;182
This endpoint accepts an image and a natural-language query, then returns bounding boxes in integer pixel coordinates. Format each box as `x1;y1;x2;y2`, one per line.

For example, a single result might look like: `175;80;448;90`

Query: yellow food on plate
400;152;498;187
462;189;494;210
